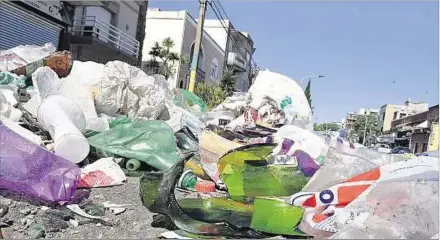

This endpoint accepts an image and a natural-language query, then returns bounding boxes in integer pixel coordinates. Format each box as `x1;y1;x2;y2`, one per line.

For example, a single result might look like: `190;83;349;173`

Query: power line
210;1;256;67
211;1;257;65
207;1;257;69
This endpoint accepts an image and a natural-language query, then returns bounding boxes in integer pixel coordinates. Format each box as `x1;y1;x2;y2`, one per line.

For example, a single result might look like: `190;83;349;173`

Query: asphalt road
1;176;167;239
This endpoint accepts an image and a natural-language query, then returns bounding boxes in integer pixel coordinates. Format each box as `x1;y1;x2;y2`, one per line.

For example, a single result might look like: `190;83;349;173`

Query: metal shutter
0;2;62;50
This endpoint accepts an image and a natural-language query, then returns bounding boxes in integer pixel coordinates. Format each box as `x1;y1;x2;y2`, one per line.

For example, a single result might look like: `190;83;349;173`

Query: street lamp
299;75;325;85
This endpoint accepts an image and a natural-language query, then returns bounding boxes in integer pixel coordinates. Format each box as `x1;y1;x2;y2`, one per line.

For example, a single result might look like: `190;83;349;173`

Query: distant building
141;9;226;89
344;108;379;133
204;20;256;92
389;104;439;153
379;99;429;133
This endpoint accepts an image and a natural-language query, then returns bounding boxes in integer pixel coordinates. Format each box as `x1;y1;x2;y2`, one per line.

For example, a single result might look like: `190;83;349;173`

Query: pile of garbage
0;43;438;239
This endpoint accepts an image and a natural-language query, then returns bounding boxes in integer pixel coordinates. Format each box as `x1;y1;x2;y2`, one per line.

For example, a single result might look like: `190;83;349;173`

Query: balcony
227;52;247;72
69;16;140;58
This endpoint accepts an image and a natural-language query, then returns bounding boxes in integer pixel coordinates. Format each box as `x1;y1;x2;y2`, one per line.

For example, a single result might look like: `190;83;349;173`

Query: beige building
379;99;429;133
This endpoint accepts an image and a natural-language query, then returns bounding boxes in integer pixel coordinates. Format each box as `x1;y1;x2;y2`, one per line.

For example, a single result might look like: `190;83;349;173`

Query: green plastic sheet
174;88;208;113
87;120;179;171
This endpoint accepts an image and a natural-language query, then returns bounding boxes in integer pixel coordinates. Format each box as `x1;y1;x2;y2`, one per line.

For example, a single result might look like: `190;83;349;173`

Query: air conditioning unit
227;52;246;71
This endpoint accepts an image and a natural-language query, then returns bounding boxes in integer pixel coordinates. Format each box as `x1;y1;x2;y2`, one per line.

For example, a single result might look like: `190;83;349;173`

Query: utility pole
363;115;369;145
188;0;207;92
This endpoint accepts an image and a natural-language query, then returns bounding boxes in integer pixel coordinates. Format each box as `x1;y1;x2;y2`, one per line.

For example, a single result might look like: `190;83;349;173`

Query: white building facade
142;9;225;89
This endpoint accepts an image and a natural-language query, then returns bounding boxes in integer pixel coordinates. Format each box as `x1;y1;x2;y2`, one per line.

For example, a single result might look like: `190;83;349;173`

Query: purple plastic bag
0;121;81;203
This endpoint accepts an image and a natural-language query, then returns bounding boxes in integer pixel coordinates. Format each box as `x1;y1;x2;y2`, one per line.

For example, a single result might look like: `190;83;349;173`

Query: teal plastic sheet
173;88;207;113
88;120;179;171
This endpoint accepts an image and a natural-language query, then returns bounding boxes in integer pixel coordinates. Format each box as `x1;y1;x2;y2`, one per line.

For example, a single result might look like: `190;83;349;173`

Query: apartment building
67;1;144;65
379;99;429;133
141;9;225;89
344;108;379;133
204;19;256;92
389;105;439;153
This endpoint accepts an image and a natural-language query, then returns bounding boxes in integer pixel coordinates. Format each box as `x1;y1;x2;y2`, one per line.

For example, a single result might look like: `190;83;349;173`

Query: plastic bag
94;61;166;121
291;156;438;238
164;104;205;138
58;62;109;132
32;67;61;103
0;90;22;121
87;120;179;171
247;70;313;131
303;146;407;192
0;43;56;71
211;92;247;117
0;72;26;89
173;88;207;113
12;51;73;78
273;125;328;166
0;121;81;203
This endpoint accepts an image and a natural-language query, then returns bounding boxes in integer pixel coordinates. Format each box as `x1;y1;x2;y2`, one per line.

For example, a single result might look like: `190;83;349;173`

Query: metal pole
363;115;368;145
188;0;207;92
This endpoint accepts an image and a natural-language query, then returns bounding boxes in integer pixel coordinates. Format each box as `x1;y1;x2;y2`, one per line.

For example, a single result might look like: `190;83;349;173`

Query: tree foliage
220;69;236;97
194;82;226;110
304;80;312;110
148;37;184;79
314;122;341;131
352;114;381;145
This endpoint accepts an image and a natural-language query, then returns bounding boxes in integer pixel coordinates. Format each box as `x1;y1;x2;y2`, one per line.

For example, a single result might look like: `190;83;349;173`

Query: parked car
390;146;412;154
373;144;391;154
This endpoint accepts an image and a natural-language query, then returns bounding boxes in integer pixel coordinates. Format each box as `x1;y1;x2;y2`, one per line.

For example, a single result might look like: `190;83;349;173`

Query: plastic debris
88;120;179;171
66;205;103;220
78;157;127;188
0;43;56;72
0;121;81;203
37;95;89;163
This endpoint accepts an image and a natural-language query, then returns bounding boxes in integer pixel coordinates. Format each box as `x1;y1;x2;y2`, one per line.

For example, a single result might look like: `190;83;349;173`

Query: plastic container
37;95;89;164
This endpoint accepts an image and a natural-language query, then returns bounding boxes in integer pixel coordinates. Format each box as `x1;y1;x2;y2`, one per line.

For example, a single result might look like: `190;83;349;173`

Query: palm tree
220;69;236;97
147;37;182;79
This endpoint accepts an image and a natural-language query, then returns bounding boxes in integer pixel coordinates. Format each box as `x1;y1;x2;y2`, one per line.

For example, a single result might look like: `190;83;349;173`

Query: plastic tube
126;159;141;171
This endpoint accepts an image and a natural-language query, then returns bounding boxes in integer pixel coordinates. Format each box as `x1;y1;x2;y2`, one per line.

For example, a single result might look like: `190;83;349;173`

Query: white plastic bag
291;156;438;238
0;43;56;71
58;61;109;132
247;70;313;130
331;158;439;239
32;67;61;103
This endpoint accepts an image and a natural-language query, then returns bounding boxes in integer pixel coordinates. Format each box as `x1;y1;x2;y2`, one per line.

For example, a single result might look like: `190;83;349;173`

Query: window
210;58;219;79
393;112;398;120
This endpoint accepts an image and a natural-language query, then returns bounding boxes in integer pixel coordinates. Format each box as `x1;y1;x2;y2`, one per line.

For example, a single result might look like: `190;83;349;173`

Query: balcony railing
70;16;140;58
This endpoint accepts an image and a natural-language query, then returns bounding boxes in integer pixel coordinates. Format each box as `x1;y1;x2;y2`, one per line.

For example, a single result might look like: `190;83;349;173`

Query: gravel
0;176;167;239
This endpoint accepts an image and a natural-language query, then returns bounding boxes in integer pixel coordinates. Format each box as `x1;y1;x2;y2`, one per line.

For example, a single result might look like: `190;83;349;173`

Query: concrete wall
411;132;430;153
116;2;139;39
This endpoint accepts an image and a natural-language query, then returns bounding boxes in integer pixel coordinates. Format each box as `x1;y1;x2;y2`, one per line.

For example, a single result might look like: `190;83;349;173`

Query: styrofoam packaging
37;95;89;164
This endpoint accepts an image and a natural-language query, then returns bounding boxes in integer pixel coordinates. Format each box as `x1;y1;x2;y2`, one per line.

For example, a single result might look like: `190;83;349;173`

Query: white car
374;144;391;153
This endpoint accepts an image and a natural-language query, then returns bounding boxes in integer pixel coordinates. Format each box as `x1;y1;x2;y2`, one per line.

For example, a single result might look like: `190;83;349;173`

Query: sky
148;0;439;123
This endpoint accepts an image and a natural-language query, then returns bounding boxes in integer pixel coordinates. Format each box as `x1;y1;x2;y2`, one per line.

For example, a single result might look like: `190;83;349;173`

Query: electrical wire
207;0;257;70
212;0;258;67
